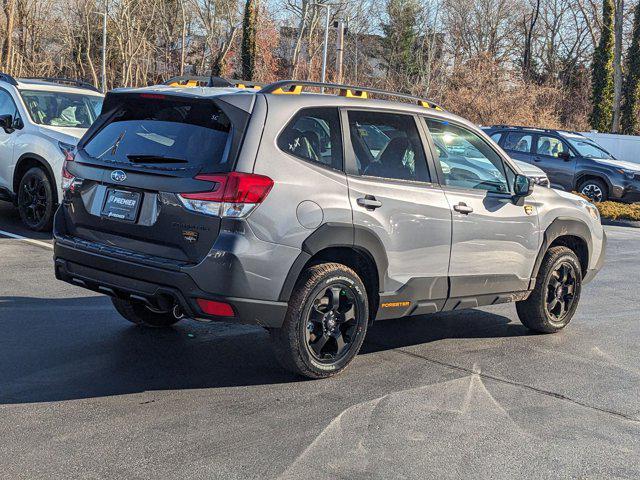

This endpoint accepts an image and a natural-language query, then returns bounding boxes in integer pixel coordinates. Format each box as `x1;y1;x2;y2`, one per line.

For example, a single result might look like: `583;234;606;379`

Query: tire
111;297;181;328
578;178;608;202
17;167;56;231
516;246;582;333
269;263;369;379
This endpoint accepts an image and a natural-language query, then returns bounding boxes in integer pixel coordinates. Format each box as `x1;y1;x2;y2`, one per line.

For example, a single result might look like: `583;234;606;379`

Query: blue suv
483;126;640;202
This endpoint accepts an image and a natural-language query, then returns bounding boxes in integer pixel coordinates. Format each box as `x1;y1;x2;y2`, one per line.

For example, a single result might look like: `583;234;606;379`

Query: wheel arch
278;223;387;319
13;153;59;205
530;218;592;288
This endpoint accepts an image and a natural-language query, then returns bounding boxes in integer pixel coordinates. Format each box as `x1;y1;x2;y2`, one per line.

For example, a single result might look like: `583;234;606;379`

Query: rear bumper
54;238;288;328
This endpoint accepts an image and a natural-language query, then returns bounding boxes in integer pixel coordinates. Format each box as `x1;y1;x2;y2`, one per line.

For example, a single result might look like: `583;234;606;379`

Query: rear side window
277;107;343;170
347;111;430;183
83;96;232;170
503;132;533;153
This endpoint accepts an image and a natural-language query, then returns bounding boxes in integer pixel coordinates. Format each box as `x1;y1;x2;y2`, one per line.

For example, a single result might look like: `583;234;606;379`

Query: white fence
581;132;640;165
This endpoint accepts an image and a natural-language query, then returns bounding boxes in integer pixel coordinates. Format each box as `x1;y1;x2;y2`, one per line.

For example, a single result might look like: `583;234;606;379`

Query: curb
601;218;640;228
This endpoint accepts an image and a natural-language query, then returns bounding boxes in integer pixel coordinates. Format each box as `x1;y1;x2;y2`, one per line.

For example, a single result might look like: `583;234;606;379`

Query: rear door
423;118;539;299
501;131;535;164
343;109;451;313
532;134;575;190
62;91;253;264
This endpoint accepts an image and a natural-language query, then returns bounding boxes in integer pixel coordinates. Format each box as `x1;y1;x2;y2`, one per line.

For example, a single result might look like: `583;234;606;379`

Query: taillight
59;142;77;192
178;172;273;218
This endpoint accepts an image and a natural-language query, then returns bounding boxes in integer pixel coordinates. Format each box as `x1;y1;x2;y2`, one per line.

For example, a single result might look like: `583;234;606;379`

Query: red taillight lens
178;172;273;218
196;298;235;317
181;173;274;203
61;161;76;191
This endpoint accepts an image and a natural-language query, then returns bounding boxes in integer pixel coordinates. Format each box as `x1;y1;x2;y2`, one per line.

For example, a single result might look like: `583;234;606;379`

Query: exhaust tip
173;304;185;320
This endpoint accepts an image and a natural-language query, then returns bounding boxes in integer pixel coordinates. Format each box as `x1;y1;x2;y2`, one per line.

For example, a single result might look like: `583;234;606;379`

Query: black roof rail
20;77;100;92
259;80;446;111
487;124;584;136
163;75;265;89
0;72;18;86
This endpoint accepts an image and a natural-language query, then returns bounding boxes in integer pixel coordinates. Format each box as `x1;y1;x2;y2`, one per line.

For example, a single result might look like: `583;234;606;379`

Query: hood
513;159;547;177
589;158;640;171
37;125;86;145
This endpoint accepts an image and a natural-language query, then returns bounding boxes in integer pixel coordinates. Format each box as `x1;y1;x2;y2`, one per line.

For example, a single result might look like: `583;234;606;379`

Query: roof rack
0;73;18;86
163;75;264;89
20;77;100;92
488;125;582;136
259;80;446;111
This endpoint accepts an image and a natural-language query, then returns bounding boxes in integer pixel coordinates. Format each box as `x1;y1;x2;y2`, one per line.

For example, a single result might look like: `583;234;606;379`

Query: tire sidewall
18;167;54;231
292;269;369;375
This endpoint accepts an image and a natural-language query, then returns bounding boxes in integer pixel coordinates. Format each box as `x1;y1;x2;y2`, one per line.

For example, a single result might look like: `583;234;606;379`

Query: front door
343;109;452;314
423;118;540;298
0;89;18;190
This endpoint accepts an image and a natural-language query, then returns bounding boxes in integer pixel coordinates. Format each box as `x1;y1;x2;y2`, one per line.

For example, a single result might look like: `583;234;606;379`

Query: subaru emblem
111;170;127;183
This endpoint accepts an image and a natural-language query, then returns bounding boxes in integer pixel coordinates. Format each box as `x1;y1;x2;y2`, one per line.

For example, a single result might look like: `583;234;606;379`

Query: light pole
95;10;107;93
312;3;337;92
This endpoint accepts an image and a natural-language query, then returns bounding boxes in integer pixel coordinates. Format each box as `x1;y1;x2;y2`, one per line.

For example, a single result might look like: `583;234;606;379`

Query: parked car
0;73;104;230
53;79;605;379
483;125;640;202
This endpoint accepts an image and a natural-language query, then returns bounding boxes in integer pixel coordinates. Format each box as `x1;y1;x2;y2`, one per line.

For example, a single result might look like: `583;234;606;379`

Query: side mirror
513;174;534;198
558;151;571;161
0;114;14;134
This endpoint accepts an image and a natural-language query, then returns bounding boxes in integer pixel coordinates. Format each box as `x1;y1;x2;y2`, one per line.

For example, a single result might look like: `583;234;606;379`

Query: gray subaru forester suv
53;79;606;378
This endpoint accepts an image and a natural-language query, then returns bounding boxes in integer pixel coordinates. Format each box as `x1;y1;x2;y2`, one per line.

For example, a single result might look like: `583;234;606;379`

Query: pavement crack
370;341;640;424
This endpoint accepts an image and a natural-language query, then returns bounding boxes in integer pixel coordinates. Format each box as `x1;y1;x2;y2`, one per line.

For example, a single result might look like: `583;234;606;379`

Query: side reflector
196;298;235;317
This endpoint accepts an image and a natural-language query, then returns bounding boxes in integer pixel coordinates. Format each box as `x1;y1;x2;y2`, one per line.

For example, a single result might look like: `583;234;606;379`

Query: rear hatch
60;90;253;264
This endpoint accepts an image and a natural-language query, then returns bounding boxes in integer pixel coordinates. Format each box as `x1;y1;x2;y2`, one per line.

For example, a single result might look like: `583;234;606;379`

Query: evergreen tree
241;0;259;81
622;1;640;135
380;0;421;89
590;0;615;132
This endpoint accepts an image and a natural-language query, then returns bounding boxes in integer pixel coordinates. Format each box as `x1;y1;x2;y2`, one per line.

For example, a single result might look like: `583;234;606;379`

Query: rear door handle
357;195;383;210
533;156;542;162
453;202;473;214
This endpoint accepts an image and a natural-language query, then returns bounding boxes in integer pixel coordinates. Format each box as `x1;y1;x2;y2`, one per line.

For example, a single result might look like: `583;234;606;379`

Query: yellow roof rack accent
162;76;265;89
271;84;304;95
339;88;368;99
260;80;446;111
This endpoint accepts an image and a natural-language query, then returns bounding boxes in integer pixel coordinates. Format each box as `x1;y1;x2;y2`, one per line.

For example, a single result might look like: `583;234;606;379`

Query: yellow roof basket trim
419;100;444;111
167;79;200;87
339;88;368;99
236;84;262;90
271;85;304;95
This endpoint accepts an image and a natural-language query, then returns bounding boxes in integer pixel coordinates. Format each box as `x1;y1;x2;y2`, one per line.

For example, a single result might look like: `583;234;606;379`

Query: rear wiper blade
126;154;188;164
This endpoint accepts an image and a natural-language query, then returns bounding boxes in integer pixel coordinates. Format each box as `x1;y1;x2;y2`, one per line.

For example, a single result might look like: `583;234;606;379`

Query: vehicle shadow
0;296;529;404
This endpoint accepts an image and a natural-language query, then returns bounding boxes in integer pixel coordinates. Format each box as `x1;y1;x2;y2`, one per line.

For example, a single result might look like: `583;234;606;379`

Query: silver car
53;78;606;379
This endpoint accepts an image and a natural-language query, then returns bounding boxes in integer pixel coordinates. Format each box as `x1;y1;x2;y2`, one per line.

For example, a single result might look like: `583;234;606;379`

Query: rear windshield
83;96;232;170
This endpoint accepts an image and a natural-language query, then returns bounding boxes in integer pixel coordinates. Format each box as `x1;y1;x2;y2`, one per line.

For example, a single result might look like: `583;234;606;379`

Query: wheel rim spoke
329;287;342;312
310;332;331;357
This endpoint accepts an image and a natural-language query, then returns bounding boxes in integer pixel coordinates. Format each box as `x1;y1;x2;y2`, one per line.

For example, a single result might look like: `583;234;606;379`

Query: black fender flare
14;153;59;204
278;222;388;302
529;217;592;289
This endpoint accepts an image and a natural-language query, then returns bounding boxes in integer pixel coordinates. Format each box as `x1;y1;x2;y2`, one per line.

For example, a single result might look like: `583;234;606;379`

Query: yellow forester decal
381;301;411;309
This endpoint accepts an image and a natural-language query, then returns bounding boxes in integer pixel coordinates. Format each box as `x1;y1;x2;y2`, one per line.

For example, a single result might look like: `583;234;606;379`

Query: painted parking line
0;229;53;250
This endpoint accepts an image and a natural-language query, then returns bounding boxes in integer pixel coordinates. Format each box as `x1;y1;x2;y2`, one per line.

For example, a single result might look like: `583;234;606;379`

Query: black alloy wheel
304;284;361;363
545;261;578;322
17;167;55;231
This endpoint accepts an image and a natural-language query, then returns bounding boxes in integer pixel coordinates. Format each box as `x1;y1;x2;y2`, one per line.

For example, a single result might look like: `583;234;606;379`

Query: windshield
83;96;232;170
20;90;103;128
566;137;614;159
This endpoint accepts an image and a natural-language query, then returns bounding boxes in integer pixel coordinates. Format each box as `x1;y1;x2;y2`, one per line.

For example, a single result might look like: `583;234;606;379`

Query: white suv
0;74;104;230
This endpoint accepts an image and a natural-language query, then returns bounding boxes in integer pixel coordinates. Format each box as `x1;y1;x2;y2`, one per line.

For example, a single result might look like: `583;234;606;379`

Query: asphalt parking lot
0;201;638;479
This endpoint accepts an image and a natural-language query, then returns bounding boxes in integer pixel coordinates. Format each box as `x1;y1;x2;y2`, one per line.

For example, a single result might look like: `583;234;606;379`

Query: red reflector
139;93;166;100
196;298;235;317
181;172;273;203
